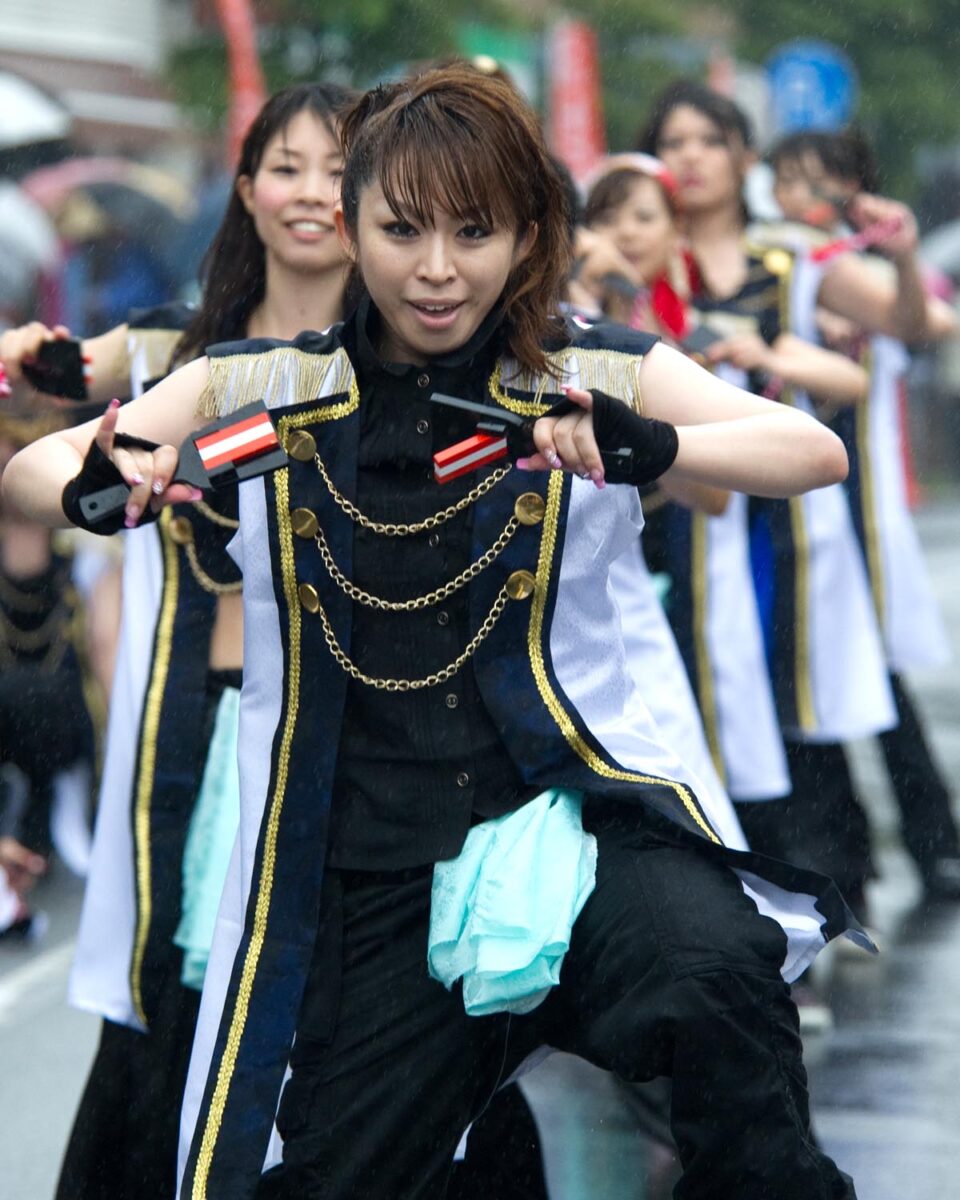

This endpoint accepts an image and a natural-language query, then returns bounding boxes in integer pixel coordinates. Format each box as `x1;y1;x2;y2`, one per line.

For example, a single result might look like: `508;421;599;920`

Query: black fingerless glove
61;433;163;535
539;389;678;486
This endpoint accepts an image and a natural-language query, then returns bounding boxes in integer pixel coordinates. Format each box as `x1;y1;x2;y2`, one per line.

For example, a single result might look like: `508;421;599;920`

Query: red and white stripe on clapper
433;432;508;484
195;409;280;472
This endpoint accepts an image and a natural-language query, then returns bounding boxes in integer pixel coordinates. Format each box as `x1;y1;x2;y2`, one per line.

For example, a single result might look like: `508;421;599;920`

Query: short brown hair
340;66;571;375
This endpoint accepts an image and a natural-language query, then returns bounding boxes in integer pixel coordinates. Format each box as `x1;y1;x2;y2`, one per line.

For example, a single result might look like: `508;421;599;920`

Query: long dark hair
174;81;356;366
637;79;754;156
636;80;754;228
339;66;572;376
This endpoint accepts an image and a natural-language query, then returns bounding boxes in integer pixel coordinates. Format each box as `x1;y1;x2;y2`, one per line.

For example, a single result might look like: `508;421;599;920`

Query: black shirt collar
350;292;505;382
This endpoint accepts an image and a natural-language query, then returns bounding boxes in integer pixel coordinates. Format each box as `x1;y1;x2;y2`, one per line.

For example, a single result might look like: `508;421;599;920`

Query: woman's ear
236;175;255;216
334;206;358;262
513;222;538;267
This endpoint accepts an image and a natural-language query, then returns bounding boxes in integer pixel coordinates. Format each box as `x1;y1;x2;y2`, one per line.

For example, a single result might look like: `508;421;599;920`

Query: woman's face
773;153;856;227
655;104;746;215
339;180;535;364
589;175;677;283
237;109;346;276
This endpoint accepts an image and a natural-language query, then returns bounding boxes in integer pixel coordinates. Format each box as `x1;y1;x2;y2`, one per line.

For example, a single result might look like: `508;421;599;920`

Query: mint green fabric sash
428;788;597;1017
174;686;241;991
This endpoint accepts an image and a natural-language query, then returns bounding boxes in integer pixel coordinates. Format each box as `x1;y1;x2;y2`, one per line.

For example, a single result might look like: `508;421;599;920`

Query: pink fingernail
189;487;203;501
591;469;605;489
515;457;531;470
545;449;561;468
561;384;571;393
124;515;137;529
109;398;120;410
131;473;145;486
152;479;164;495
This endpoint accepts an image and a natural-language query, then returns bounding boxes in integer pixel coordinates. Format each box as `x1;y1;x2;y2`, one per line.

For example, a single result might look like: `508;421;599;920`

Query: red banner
214;0;267;166
547;20;607;183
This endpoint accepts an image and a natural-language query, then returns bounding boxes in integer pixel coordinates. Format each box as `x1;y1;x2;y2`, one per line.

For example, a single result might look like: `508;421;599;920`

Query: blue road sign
766;40;858;133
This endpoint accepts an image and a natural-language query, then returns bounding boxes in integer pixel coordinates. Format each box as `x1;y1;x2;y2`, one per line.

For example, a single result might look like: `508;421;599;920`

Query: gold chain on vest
311;515;519;610
307;583;512;690
312;451;511;536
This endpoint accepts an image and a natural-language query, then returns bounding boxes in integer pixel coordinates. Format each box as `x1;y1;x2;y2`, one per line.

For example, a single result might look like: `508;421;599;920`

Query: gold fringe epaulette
125;327;185;383
495;347;646;417
196;345;356;419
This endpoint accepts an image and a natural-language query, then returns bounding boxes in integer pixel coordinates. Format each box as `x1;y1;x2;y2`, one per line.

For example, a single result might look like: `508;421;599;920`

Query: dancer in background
638;82;904;940
768;128;960;899
0;81;353;1199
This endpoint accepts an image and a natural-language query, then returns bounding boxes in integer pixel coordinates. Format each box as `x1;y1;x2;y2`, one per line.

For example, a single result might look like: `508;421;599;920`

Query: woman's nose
416;234;456;282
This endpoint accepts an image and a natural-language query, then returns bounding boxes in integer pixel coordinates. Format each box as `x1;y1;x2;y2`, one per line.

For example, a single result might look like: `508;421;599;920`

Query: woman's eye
460;224;491;241
384;220;417;238
271;165;297;176
658;138;682;153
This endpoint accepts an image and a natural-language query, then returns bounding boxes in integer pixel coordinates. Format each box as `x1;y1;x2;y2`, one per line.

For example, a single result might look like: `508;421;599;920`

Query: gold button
287;430;317;461
298;582;320;613
505;569;536;601
291;508;318;539
514;492;546;526
168;516;193;545
762;248;793;277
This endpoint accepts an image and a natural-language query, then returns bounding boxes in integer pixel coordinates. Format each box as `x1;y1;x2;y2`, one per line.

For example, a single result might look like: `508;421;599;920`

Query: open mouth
408;301;464;329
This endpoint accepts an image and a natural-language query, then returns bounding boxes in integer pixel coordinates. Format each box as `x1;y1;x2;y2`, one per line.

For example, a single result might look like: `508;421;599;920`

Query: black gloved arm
61;433;163;535
538;389;678;486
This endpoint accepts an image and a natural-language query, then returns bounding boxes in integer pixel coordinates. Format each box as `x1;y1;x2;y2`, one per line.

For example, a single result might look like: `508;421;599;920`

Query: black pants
880;672;960;875
736;740;873;920
737;674;960;908
0;664;94;856
256;815;855;1200
55;969;200;1200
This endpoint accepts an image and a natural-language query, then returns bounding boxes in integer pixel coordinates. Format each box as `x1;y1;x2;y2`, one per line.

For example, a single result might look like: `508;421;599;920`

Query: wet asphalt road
2;497;959;1200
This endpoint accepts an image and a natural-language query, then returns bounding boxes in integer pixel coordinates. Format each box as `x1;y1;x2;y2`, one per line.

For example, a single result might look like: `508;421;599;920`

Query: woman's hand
0;321;66;387
517;387;606;488
846;193;917;261
95;399;199;527
0;837;46;899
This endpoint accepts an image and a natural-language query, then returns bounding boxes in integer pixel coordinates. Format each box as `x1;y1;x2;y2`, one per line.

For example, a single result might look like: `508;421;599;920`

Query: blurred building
0;0;196;161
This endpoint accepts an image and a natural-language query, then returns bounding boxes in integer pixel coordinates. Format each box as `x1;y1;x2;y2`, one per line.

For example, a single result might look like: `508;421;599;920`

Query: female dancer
768;128;960;898
0;81;353;1198
6;67;861;1200
582;153;865;811
638;81;904;923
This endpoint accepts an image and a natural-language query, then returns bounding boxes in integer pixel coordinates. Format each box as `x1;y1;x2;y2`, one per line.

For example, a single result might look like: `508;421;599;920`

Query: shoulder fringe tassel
126;328;184;388
501;347;646;417
195;342;645;422
196;345;356;419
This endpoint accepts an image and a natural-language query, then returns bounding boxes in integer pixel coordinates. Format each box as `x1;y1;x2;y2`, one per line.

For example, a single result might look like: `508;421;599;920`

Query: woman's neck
684;200;749;300
246;259;348;341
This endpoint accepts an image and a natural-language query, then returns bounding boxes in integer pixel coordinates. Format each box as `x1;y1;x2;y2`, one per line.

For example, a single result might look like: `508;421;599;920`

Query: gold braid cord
193;499;240;531
183;543;242;596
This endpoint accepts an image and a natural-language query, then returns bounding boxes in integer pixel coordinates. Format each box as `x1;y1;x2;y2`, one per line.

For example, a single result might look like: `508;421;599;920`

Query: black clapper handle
429;390;636;482
78;401;284;525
